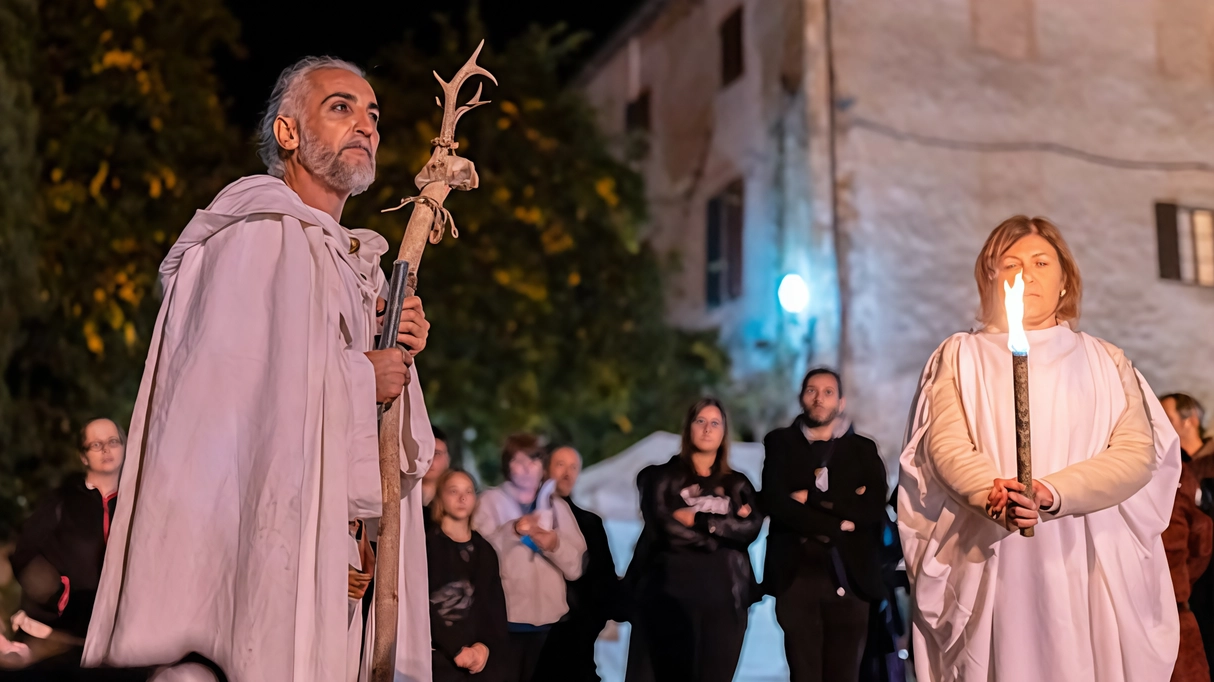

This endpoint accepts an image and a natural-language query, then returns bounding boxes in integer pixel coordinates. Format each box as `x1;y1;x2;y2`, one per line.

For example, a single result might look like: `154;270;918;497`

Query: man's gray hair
257;56;364;177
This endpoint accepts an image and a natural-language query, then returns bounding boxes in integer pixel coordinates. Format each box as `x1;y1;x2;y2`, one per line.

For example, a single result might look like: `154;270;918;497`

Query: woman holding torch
897;216;1182;681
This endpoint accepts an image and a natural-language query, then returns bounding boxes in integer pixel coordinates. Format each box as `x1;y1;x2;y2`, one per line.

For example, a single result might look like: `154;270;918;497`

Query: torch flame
1004;271;1029;355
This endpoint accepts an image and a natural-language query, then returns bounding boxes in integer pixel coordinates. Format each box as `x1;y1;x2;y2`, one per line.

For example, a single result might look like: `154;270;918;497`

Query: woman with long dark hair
625;397;763;682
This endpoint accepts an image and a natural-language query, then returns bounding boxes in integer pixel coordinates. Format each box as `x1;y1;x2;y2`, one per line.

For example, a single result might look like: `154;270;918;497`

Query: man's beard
802;405;839;428
298;128;375;196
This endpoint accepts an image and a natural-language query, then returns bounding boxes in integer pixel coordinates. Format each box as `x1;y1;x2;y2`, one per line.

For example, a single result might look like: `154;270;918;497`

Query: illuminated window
1157;202;1214;287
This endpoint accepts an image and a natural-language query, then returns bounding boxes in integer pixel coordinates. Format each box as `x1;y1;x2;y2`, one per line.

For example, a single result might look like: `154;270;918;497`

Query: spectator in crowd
428;469;509;682
1166;394;1214;673
424;427;453;507
859;490;909;682
473;434;586;682
422;426;454;533
762;368;889;682
1168;395;1212;465
362;425;453;642
535;445;622;681
625;398;762;682
7;418;126;667
1162;427;1213;682
621;466;660;682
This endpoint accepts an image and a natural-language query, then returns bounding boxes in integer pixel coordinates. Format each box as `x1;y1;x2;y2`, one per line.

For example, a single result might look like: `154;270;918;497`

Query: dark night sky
216;1;643;132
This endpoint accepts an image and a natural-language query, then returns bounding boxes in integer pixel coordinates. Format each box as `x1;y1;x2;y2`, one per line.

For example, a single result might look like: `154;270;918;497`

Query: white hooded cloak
83;175;434;682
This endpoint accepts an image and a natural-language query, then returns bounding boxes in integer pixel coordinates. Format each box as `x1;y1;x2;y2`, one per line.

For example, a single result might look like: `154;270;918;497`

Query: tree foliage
348;22;728;478
1;0;241;536
0;7;728;537
0;0;41;538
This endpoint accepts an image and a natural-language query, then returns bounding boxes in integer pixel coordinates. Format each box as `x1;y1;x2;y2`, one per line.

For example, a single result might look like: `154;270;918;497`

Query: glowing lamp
778;274;810;314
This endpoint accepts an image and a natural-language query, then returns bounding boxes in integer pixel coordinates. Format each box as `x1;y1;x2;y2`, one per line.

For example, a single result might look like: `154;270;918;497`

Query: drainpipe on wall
802;0;847;373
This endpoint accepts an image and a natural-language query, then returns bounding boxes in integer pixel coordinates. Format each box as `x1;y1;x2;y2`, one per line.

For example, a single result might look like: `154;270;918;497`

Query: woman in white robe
898;215;1181;681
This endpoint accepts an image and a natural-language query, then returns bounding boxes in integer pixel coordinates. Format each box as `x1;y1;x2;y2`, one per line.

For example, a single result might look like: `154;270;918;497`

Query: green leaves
1;0;241;536
0;7;729;537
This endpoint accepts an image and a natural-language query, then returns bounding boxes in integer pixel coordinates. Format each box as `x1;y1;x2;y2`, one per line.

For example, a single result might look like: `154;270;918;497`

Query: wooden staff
1004;272;1033;538
1012;351;1033;538
372;42;496;682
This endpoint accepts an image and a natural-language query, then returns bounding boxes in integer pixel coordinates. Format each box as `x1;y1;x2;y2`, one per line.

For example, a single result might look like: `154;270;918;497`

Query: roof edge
572;0;672;89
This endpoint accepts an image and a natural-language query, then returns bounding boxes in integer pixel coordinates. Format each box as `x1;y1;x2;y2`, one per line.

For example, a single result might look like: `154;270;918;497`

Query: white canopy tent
572;431;790;682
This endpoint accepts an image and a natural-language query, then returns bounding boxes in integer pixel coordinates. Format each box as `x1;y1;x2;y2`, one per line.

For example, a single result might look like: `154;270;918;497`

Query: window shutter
626;90;651;132
724;181;744;300
706;196;723;308
1156;202;1181;281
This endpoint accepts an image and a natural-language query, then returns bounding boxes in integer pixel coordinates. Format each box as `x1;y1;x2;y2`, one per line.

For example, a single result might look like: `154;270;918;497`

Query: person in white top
82;56;436;682
898;215;1181;682
473;433;586;682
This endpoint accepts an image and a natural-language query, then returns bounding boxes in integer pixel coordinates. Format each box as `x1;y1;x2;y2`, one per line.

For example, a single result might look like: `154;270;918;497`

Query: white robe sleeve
922;337;1005;517
1040;343;1156;518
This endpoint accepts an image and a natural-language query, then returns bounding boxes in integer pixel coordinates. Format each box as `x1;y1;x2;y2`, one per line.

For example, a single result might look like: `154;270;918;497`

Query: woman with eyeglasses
624;398;763;682
7;418;126;667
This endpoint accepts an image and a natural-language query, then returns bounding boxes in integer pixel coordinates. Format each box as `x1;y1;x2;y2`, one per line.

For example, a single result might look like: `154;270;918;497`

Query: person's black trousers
636;591;747;682
507;628;550;682
534;611;604;681
774;567;870;682
1192;570;1214;672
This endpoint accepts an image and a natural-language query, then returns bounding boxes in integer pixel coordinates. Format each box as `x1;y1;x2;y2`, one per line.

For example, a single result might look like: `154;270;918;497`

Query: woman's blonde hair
430;469;478;524
974;215;1083;327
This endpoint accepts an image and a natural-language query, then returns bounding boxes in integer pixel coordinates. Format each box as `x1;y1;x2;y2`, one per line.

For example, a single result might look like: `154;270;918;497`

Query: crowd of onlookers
4;373;1212;682
356;367;905;682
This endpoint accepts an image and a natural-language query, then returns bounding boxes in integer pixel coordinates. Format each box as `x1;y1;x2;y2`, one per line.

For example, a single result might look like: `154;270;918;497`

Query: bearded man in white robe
83;57;435;682
898;215;1181;681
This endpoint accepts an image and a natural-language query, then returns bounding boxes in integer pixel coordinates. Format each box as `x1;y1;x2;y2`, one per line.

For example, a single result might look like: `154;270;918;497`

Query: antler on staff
380;39;497;286
433;40;498;149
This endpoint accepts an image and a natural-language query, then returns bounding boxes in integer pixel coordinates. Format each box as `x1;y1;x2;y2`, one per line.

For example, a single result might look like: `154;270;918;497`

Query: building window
625;90;650;132
720;8;744;87
707;180;744;308
1157;202;1214;287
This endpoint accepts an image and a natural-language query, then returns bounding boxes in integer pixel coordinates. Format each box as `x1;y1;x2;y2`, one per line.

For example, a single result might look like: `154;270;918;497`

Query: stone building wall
832;0;1214;460
581;0;843;437
581;0;1214;462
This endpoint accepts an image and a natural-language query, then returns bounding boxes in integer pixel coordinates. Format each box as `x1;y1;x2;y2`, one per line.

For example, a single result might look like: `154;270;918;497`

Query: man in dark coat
534;445;621;681
762;368;889;682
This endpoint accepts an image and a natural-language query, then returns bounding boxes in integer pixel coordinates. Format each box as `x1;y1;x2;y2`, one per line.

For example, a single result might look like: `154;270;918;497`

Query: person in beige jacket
473;434;586;682
898;215;1181;682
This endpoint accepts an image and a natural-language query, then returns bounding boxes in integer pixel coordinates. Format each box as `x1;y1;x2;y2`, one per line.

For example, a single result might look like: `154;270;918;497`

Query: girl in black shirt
625;397;764;682
428;469;509;681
